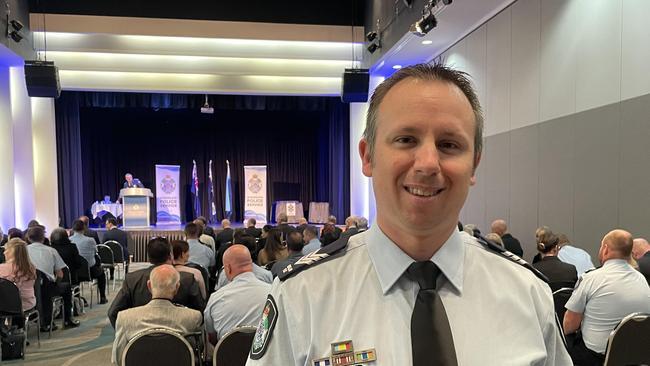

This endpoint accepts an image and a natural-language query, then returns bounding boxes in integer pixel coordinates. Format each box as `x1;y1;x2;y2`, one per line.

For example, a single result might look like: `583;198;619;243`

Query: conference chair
603;312;650;366
122;328;195;366
212;325;257;366
104;240;127;280
551;287;573;331
0;278;40;352
62;267;83;315
97;244;116;291
76;257;98;308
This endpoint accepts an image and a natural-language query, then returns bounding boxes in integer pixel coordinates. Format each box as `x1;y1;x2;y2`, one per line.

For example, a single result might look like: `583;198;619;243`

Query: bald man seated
112;265;203;366
204;245;271;345
490;219;523;257
632;238;650;285
564;229;650;365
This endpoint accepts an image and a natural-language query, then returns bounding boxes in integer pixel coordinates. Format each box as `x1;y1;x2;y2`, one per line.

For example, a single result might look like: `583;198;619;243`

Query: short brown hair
364;63;483;166
171;240;189;260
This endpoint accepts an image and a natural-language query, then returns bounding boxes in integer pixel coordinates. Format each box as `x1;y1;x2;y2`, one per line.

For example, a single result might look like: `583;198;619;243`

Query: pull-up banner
155;164;182;225
244;165;267;224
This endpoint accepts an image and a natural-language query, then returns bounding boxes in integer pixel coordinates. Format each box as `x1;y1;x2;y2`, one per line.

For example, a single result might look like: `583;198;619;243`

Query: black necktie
407;261;458;366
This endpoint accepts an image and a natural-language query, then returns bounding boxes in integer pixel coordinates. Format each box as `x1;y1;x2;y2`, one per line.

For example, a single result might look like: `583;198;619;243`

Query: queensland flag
191;160;201;219
225;160;233;220
208;160;217;223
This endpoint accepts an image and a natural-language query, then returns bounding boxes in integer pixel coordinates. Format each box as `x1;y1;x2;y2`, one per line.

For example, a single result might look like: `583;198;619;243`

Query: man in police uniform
564;229;650;365
246;64;571;366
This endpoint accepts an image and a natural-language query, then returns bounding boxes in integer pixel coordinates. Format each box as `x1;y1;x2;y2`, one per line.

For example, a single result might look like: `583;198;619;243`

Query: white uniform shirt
187;238;215;270
246;225;571;366
215;263;272;291
565;259;650;353
27;242;67;281
302;238;321;255
558;245;595;276
204;271;271;340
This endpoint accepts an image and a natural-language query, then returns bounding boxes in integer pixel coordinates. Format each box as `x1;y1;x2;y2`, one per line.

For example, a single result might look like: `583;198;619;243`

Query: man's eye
439;141;460;150
395;137;415;144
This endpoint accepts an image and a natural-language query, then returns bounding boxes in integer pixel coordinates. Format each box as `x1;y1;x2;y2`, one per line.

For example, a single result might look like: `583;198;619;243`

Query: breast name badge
312;340;376;366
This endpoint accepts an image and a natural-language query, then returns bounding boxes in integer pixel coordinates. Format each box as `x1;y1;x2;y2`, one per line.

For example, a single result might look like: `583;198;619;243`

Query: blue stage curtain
55;91;351;225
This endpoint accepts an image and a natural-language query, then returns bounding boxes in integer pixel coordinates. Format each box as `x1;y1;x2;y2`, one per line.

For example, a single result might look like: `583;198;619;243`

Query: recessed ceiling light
392;65;402;69
421;40;433;45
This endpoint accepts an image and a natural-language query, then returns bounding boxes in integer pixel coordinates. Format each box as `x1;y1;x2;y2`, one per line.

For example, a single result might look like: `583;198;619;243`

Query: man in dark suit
276;213;295;240
215;219;235;250
632;238;650;285
78;215;100;244
123;173;144;188
103;217;130;274
491;219;523;258
107;237;205;328
294;218;308;237
245;218;262;238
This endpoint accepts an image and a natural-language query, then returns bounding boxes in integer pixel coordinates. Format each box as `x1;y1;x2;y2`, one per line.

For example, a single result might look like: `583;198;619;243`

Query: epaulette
583;266;600;274
475;234;549;283
278;237;349;281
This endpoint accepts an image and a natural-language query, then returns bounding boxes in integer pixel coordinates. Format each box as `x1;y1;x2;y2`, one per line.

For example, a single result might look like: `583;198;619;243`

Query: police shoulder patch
278;237;349;281
250;294;278;360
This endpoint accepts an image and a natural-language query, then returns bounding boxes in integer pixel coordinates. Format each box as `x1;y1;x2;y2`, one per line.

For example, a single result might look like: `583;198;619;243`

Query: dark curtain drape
55;91;350;227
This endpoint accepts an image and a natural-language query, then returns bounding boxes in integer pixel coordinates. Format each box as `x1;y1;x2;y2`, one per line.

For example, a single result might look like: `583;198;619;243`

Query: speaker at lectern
119;188;153;229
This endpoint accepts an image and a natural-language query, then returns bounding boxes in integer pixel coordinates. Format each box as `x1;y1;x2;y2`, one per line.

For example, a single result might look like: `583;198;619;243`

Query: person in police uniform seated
563;229;650;366
245;63;571;366
112;264;202;366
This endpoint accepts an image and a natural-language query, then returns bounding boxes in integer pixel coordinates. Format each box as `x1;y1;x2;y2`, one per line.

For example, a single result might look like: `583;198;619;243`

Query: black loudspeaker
24;60;61;98
341;68;369;103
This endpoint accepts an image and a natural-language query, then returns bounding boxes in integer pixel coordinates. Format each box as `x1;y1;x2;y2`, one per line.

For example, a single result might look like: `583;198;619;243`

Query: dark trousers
41;279;73;324
568;334;605;366
90;264;107;298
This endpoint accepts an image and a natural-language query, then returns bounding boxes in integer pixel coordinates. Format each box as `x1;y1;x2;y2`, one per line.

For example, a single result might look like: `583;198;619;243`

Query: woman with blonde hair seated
0;238;37;326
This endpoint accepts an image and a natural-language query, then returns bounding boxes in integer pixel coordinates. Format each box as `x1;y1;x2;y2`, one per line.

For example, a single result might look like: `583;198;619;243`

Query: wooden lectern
119;188;153;229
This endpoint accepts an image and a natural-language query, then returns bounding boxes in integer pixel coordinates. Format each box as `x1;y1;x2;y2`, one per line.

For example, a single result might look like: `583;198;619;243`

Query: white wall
0;67;15;233
31;98;59;231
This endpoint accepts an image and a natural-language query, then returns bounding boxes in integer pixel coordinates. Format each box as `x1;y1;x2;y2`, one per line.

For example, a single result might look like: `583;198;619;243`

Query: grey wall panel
484;133;511;227
572;104;620;255
619;94;650;240
537;115;574;238
508;125;539;262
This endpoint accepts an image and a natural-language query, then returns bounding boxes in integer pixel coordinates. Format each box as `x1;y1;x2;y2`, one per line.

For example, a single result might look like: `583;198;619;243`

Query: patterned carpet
4;264;152;366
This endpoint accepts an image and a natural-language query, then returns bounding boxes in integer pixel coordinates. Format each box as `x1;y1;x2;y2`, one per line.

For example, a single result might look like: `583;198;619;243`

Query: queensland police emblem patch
250;294;278;360
248;174;262;194
160;175;176;194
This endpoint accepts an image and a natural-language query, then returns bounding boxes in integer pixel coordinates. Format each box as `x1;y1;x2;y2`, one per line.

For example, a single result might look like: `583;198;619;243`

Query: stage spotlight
411;9;437;37
8;31;23;43
10;20;24;31
367;42;380;54
365;31;377;42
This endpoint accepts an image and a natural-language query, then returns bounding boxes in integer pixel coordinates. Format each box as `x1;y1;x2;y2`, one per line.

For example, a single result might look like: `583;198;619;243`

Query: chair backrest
104;240;125;263
123;328;195;366
604;312;650;366
76;256;92;281
213;326;257;366
0;278;22;315
97;244;115;265
552;287;573;328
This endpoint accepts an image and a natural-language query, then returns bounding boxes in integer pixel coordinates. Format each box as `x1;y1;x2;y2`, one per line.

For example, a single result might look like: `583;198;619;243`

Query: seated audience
294;217;308;236
557;233;595;276
0;238;37;325
302;225;321;255
253;225;273;260
204;245;270;344
257;229;287;267
50;227;83;284
171;240;207;300
320;215;341;245
8;227;24;241
185;222;215;271
485;233;504;248
195;216;216;242
215;236;272;291
276;213;295;240
70;219;107;304
244;218;262;239
564;229;650;365
490;219;523;257
532;227;577;292
215;219;234;250
26;225;79;330
632;237;650;285
103;217;130;274
194;219;216;251
78;215;100;244
112;264;202;366
271;231;305;278
356;216;369;232
108;237;205;328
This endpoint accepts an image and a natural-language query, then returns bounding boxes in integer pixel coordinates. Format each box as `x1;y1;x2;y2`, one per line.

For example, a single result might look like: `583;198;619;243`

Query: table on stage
274;200;304;223
91;202;122;219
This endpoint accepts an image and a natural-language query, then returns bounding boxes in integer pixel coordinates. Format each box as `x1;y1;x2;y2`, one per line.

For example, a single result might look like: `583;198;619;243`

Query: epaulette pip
476;234;549;283
278;237;348;281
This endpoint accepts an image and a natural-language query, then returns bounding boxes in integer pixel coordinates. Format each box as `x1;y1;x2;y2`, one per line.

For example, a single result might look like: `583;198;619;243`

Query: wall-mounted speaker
341;68;369;103
24;60;61;98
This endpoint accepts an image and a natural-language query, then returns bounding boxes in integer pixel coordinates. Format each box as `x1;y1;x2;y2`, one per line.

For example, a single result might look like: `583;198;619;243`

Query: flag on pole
191;160;201;219
225;160;233;220
208;159;217;223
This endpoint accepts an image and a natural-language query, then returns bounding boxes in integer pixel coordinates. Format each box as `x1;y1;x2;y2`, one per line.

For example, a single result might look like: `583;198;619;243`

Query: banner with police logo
155;164;182;224
244;165;267;224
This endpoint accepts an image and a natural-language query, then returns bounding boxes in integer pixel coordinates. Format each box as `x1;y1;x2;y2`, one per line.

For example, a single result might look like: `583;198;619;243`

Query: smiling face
360;78;479;238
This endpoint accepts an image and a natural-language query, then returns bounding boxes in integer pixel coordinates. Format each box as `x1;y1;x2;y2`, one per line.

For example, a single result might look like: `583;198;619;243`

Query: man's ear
146;279;152;292
470;152;482;186
359;139;373;178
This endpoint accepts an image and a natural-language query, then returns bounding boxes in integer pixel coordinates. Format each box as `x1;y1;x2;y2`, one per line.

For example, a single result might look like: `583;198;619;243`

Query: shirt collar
603;258;629;267
366;224;465;295
233;271;257;282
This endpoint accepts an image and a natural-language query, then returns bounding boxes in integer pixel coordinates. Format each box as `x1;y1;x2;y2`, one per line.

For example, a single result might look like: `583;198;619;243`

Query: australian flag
208;160;217;223
225;160;233;220
191;160;201;219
